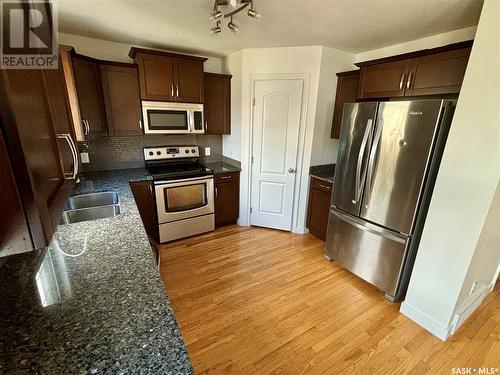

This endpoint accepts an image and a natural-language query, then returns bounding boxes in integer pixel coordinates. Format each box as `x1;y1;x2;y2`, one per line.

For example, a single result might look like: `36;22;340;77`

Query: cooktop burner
143;145;213;181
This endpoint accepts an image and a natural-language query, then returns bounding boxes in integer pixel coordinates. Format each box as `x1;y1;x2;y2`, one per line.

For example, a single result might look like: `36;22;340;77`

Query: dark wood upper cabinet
405;47;471;96
135;53;175;101
356;41;473;99
306;177;333;241
174;58;204;103
72;54;108;135
331;70;359;139
0;66;75;250
204;73;231;135
358;59;411;98
214;171;240;227
130;48;206;103
100;63;143;136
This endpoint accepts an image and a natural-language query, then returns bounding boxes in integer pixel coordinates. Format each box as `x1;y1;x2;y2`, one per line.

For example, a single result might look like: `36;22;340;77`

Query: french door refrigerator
325;99;455;301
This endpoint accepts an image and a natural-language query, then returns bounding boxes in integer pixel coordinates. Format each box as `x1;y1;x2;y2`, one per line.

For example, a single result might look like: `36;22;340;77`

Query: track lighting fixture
208;0;261;35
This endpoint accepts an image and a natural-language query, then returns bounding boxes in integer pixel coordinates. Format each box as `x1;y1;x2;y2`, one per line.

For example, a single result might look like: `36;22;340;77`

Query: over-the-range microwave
142;101;204;134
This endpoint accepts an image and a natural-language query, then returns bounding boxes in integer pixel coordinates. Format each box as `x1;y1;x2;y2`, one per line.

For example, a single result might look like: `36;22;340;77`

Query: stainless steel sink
59;204;121;224
66;191;119;210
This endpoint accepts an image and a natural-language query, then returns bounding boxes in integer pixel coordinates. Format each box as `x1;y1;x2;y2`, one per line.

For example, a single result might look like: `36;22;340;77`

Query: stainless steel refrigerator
325;99;455;302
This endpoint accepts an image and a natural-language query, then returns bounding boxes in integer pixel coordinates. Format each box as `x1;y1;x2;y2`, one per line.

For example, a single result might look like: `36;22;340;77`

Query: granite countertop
310;164;336;184
0;168;194;374
202;161;241;174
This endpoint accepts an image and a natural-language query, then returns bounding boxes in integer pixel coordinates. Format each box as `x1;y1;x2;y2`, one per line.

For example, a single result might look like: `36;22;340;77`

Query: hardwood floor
159;225;500;375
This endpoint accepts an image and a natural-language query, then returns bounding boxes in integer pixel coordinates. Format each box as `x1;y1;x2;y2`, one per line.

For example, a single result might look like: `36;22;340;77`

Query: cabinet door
136;54;175;101
215;172;240;227
204;73;231;135
42;60;78;180
405;48;471;96
306;179;332;241
72;55;108;135
130;180;158;243
174;57;204;103
101;64;143;136
0;69;70;247
358;59;411;98
331;71;359;139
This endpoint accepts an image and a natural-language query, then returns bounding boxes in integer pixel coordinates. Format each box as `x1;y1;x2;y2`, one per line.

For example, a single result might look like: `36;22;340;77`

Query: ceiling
58;0;483;57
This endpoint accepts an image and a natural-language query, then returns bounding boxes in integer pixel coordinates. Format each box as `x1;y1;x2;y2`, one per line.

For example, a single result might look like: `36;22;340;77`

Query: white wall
310;47;356;165
58;32;223;73
223;51;243;161
400;0;500;340
355;26;477;63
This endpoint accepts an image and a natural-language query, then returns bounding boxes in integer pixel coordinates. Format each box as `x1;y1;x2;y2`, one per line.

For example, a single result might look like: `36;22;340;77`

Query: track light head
228;16;238;34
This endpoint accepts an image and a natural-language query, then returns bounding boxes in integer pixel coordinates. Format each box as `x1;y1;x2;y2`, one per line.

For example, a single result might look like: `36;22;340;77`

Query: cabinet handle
215;186;218;197
171;84;174;97
406;72;413;90
85;120;90;135
204;120;208;133
176;84;179;97
139;120;143;130
57;134;78;179
319;184;330;190
399;73;406;90
220;175;231;180
82;119;89;136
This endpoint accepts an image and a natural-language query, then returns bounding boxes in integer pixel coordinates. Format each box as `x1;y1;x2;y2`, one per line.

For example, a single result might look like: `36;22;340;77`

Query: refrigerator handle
330;208;407;244
355;119;372;203
364;120;384;207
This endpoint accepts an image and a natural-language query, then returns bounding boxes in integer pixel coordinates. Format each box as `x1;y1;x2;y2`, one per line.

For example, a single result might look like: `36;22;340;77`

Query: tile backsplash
78;134;222;172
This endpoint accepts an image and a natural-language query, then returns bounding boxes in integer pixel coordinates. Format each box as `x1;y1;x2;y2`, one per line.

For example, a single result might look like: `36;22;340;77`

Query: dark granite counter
0;168;194;374
202;161;241;174
310;163;335;184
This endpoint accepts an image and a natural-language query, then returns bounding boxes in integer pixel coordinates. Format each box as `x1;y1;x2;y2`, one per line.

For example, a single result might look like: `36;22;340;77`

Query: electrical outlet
205;147;211;156
80;152;90;163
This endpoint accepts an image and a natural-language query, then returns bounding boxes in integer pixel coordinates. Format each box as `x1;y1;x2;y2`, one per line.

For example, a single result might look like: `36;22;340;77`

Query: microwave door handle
189;111;194;132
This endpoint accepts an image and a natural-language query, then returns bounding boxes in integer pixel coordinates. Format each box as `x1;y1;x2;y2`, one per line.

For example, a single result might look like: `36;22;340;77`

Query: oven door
155;176;214;223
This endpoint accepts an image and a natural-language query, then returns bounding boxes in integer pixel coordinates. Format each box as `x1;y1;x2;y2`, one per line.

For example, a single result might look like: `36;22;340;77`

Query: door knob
288;168;296;174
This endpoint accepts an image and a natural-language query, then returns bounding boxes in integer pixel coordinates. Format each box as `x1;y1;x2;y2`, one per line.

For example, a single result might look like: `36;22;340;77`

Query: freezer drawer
325;208;409;297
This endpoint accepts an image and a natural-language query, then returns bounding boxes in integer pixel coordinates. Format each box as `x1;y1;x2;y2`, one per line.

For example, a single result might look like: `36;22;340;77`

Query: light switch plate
204;147;211;156
80;152;90;163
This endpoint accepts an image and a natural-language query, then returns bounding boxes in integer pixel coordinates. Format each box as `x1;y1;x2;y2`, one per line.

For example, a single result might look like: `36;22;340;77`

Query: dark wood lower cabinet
214;171;240;227
130;180;159;244
306;177;333;241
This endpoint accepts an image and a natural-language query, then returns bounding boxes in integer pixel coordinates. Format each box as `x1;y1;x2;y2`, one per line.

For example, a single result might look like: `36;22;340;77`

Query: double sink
59;191;121;224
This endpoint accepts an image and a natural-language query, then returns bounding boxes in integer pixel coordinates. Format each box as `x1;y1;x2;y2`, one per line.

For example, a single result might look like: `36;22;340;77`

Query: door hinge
252;98;256;106
250;207;253;213
251;156;254;164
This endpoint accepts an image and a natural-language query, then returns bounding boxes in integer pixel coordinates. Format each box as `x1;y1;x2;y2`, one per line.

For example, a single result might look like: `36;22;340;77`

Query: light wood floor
159;225;500;375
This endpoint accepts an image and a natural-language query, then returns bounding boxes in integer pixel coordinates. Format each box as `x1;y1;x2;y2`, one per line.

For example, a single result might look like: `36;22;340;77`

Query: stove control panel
144;146;199;161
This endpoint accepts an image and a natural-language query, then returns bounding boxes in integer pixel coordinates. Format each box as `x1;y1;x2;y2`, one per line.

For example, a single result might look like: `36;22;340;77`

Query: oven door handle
154;175;214;186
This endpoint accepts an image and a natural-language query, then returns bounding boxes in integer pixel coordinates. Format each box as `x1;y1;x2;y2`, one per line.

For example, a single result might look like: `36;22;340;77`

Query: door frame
246;73;310;232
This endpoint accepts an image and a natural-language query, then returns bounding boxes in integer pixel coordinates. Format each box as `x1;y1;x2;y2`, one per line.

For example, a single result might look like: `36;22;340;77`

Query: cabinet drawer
311;177;332;193
215;171;239;183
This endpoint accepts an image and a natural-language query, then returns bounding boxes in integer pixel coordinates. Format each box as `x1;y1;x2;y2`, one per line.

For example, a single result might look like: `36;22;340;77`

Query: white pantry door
250;79;304;231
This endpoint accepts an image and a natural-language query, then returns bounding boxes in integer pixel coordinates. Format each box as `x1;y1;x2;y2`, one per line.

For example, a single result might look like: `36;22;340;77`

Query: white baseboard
237;217;250;226
450;283;489;335
400;302;451;341
292;225;309;234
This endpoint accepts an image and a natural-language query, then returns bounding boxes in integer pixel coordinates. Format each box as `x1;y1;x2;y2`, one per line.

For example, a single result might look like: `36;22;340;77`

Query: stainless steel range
144;146;214;243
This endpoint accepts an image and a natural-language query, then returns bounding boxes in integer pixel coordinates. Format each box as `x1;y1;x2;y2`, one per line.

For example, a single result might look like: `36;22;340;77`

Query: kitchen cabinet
100;63;143;136
204;73;232;135
0;65;76;251
72;54;108;135
306;177;333;241
214;171;240;227
130;180;159;243
130;48;206;103
331;70;359;139
356;41;472;99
